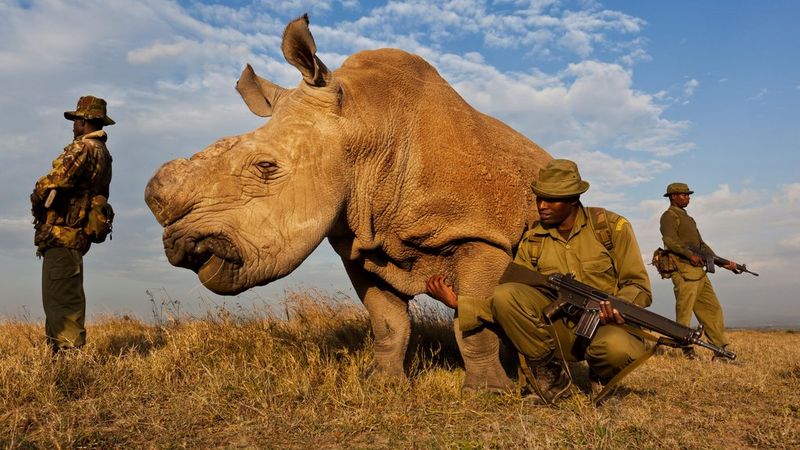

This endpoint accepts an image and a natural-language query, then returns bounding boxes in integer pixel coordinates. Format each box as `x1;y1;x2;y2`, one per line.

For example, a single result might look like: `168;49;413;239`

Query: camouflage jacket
31;130;112;255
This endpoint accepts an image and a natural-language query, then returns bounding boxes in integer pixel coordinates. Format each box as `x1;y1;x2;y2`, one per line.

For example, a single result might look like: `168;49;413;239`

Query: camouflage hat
64;95;115;126
664;182;694;197
531;159;590;199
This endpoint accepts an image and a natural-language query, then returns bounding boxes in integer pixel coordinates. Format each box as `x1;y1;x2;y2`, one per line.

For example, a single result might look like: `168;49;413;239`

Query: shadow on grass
95;327;168;358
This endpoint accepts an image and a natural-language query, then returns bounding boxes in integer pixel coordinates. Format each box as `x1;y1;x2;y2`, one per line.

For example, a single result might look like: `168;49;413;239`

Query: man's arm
33;141;91;199
611;217;652;308
425;275;498;332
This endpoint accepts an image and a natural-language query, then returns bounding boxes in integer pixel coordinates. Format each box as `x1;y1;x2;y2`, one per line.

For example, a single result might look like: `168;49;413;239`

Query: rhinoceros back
334;49;551;258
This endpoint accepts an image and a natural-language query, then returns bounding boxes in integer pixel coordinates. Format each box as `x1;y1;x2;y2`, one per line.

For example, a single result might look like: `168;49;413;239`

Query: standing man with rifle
427;159;652;404
659;183;737;361
31;96;114;353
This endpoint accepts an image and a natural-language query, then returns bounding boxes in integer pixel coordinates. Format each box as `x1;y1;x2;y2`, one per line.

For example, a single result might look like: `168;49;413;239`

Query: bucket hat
531;159;590;199
64;95;115;126
664;182;694;197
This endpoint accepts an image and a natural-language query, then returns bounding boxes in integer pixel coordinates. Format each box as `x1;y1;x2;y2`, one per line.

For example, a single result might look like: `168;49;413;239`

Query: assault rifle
545;273;736;360
689;245;758;276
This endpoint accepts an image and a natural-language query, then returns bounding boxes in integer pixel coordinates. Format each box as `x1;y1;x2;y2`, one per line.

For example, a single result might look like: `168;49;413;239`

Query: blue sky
1;0;798;327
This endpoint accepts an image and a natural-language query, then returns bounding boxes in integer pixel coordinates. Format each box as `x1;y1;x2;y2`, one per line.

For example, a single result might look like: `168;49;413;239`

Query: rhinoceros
145;14;552;392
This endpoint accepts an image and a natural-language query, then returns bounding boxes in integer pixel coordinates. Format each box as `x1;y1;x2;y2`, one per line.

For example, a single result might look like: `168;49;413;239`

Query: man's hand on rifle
598;300;625;325
724;260;740;273
426;275;458;309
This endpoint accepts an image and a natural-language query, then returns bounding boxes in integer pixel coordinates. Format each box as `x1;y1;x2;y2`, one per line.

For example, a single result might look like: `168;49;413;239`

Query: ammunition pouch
84;195;114;243
65;194;90;228
651;248;678;279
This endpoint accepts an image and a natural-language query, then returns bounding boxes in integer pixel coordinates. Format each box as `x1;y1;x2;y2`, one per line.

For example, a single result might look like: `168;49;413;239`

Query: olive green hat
531;159;590;199
664;182;694;197
64;95;115;126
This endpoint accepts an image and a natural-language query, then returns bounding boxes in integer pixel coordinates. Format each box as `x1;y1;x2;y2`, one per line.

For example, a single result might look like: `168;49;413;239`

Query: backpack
84;195;114;243
526;207;615;267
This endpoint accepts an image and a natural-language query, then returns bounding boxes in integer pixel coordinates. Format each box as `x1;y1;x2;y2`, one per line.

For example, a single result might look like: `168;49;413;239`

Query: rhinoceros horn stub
282;13;329;87
236;64;286;117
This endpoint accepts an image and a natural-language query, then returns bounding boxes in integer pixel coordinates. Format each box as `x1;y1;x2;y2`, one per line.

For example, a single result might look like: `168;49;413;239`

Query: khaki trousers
42;247;86;350
491;282;646;382
670;272;729;348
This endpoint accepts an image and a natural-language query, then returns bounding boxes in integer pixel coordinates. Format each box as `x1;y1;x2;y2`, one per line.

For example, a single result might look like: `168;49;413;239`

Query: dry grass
1;291;798;449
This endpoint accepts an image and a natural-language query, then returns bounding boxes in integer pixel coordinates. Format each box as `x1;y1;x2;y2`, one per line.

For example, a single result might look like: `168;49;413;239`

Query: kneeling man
428;159;651;403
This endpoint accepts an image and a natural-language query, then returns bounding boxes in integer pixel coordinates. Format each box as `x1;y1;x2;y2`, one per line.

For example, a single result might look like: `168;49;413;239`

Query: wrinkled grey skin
145;15;552;391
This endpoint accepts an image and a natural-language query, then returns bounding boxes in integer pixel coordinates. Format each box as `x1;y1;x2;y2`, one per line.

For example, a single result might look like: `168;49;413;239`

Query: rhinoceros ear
236;64;287;118
281;13;329;87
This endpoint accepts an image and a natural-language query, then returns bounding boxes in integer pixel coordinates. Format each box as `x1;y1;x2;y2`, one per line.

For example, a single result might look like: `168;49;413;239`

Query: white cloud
748;88;768;101
683;78;699;97
783;183;800;203
779;234;800;251
332;0;646;60
0;218;31;231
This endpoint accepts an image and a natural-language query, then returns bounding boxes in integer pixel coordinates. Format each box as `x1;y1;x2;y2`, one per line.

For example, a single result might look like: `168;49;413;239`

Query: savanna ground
1;291;798;449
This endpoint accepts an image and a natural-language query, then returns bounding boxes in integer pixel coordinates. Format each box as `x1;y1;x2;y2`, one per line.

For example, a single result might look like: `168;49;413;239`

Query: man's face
72;118;86;138
671;193;690;208
536;196;577;226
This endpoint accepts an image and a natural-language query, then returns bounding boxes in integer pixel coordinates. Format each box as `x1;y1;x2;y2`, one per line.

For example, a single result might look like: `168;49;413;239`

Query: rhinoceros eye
254;161;280;181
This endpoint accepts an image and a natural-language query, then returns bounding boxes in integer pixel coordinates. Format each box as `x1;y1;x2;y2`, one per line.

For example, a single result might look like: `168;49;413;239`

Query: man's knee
491;283;545;321
586;330;645;370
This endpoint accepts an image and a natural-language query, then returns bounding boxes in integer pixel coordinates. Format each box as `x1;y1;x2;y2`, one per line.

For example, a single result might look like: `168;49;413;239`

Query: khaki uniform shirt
31;130;112;254
659;205;712;280
459;206;652;331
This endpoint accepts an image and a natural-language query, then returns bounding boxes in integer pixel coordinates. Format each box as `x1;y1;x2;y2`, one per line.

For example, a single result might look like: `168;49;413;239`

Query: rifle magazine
575;309;600;339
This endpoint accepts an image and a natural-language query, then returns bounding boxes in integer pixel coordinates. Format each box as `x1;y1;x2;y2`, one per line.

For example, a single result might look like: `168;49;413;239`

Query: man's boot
682;346;698;360
520;353;572;404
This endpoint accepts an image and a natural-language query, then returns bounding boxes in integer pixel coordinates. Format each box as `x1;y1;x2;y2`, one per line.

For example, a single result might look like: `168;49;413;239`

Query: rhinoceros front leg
453;244;515;393
342;260;411;378
455;319;513;393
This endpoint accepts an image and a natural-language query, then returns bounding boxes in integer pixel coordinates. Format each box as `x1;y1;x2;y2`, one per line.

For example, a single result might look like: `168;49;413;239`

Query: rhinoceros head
145;15;349;294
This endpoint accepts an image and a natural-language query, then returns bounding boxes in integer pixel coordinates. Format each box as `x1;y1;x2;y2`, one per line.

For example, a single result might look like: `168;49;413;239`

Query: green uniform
458;206;652;382
660;206;729;348
31;130;112;350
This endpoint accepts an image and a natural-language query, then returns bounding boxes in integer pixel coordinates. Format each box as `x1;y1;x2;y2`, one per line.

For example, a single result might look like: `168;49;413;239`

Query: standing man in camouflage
427;159;652;403
31;96;114;353
660;183;736;360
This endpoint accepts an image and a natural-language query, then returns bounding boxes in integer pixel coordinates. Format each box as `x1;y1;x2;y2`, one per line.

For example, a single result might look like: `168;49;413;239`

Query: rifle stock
547;273;736;360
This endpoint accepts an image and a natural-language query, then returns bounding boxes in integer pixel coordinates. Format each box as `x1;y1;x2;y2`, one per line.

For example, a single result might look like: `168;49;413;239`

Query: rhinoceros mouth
164;231;244;274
